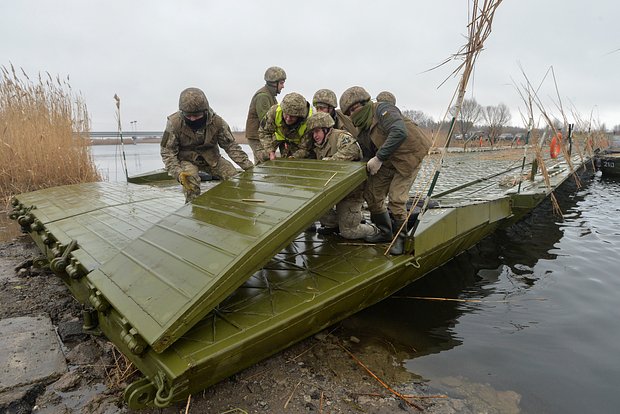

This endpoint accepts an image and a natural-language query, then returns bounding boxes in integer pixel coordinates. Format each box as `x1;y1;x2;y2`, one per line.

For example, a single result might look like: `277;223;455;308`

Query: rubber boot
389;220;407;255
317;226;339;235
365;212;393;243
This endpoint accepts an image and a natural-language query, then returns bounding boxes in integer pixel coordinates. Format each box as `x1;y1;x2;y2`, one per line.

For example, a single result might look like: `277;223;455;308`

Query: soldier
312;88;356;136
339;86;431;255
306;112;378;239
245;66;286;164
161;87;253;203
376;91;397;105
259;92;313;159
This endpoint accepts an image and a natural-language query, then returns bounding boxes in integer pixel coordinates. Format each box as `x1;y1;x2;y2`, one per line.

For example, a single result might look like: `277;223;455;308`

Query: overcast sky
2;0;619;132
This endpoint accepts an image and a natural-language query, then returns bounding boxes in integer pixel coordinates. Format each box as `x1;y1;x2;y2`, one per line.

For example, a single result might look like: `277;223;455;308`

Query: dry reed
337;343;424;411
389;0;504;255
105;345;139;387
0;64;101;207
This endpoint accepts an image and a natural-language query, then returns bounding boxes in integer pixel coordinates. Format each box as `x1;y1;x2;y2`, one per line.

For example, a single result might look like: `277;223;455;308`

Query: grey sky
1;0;618;132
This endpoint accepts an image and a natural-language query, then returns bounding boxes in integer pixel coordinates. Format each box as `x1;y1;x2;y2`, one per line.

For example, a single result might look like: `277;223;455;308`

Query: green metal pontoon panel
113;159;590;408
10;151;592;408
108;207;507;408
505;157;585;220
11;182;184;302
12;182;183;263
127;168;172;184
87;159;368;354
413;197;511;258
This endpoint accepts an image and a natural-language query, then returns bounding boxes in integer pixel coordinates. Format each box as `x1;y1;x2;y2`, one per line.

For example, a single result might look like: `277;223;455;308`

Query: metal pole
114;94;129;180
568;123;573;156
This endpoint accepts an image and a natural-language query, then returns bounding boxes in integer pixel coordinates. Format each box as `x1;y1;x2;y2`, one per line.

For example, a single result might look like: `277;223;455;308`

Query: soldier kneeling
306;112;378;240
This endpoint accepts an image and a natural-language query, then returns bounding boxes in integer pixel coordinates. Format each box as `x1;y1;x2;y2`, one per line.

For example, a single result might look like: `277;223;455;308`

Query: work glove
178;171;192;190
366;156;383;175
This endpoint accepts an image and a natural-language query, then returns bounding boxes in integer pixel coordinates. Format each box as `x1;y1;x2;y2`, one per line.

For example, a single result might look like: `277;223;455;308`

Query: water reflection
91;143;165;182
338;173;617;413
341;182;584;356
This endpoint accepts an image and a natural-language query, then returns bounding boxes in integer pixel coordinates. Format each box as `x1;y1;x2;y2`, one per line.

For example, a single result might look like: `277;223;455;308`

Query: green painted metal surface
9;152;593;409
87;159;368;353
127;168;171;184
10;182;184;303
109;211;505;408
413;197;511;258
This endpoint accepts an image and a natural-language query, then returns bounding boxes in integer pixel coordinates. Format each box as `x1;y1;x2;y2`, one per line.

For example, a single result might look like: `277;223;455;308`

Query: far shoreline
90;132;248;145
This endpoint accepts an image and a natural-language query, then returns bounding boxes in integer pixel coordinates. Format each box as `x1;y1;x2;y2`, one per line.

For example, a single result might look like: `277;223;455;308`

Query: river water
91;142;167;182
343;173;620;413
10;144;620;413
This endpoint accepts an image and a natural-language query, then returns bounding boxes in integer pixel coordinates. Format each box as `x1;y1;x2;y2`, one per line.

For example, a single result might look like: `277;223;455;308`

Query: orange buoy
550;132;562;159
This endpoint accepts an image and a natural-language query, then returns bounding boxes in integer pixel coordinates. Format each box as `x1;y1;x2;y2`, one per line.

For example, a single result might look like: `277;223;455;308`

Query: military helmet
179;87;209;113
281;92;308;118
264;66;287;83
339;86;371;115
376;91;396;105
306;111;335;130
312;89;338;108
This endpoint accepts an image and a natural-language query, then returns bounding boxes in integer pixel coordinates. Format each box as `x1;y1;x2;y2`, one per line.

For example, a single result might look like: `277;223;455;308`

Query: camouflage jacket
161;110;253;180
245;85;277;141
258;104;312;158
313;128;362;161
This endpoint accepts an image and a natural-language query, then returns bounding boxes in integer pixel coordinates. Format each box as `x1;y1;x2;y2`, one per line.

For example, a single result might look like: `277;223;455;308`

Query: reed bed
0;64;101;208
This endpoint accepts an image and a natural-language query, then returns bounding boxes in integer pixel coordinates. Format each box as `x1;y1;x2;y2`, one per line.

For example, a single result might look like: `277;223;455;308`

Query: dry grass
105;345;139;388
0;64;101;207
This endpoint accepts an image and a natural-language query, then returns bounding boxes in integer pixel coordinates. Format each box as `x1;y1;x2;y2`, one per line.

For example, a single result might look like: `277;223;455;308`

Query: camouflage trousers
364;162;421;221
320;191;377;240
177;158;238;203
247;138;268;165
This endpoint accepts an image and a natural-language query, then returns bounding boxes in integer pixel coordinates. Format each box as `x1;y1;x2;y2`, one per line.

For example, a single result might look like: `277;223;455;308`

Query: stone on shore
0;315;67;410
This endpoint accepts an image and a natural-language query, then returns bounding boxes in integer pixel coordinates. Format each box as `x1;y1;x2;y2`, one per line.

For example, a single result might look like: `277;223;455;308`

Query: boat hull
595;153;620;176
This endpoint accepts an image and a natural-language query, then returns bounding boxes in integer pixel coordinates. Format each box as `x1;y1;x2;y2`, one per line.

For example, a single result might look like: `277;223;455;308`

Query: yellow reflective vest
274;105;312;144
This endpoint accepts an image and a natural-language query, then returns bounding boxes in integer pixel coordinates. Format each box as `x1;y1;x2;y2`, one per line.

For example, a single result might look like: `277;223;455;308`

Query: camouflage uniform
308;112;377;239
245;85;277;163
161;89;253;203
312;88;357;136
340;86;431;254
312;128;361;161
358;101;430;220
245;67;286;164
258;92;313;159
